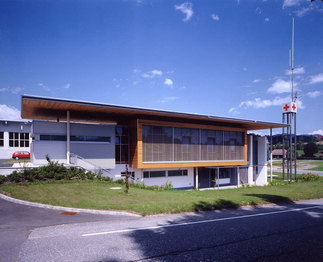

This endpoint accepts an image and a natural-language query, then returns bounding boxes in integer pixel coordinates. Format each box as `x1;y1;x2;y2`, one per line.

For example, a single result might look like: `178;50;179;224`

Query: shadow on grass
244;194;294;205
193;199;240;212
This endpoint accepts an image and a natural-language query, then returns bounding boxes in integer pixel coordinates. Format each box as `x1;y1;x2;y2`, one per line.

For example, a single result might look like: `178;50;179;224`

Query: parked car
12;151;30;160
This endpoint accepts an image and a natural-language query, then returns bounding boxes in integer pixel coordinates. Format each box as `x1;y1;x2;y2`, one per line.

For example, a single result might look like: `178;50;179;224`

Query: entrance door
198;168;217;188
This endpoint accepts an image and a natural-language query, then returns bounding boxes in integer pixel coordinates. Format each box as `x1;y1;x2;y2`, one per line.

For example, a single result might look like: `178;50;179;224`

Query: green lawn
2;159;30;164
1;178;322;216
306;161;323;172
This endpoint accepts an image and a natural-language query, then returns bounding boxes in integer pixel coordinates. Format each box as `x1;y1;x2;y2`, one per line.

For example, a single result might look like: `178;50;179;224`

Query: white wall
31;120;115;168
255;136;268;185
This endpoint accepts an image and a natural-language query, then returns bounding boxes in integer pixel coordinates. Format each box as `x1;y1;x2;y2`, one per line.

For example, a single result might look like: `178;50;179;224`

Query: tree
303;142;318;157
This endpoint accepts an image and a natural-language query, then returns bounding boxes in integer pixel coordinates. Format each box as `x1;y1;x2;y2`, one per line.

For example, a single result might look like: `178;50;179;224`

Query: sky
0;0;322;135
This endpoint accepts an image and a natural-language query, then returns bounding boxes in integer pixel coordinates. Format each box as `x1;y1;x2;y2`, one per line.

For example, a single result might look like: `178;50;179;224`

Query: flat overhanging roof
21;94;287;130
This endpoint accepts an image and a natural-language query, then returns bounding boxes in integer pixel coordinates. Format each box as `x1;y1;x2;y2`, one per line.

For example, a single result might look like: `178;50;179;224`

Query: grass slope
1;177;322;216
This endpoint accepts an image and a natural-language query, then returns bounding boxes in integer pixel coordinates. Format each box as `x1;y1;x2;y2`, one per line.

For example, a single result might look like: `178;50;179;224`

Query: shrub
298;173;319;181
8;171;22;183
116;179;125;185
0;175;7;184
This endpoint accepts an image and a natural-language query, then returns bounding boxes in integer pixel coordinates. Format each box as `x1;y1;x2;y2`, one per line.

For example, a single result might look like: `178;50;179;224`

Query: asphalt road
1;198;322;262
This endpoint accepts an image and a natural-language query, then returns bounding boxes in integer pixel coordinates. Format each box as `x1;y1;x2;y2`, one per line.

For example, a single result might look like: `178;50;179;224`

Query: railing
69;153;113;179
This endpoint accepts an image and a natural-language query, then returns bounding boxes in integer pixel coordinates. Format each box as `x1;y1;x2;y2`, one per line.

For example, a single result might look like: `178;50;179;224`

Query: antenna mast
291;17;295;102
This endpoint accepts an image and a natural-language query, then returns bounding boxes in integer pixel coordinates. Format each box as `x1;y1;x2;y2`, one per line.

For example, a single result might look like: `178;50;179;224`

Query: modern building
21;94;285;189
0;120;32;159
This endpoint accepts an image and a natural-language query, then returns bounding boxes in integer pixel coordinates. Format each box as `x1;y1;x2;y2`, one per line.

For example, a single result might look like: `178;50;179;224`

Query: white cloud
307;91;321;98
267;79;296;94
309;72;323;84
237;96;304;110
0;88;8;92
158;96;179;103
243;67;247;71
285;66;305;75
264;17;270;22
64;83;71;89
211;14;219;21
295;6;314;17
174;2;194;22
253;79;262;83
11;87;24;94
141;69;163;79
228;107;240;115
256;7;262;15
0;104;21;120
164;78;174;87
38;82;50;91
310;129;323;136
282;0;302;9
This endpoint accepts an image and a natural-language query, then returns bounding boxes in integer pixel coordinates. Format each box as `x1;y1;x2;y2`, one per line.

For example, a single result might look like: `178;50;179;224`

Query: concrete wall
111;164;194;189
255;136;268;185
0;120;31;159
31;121;115;168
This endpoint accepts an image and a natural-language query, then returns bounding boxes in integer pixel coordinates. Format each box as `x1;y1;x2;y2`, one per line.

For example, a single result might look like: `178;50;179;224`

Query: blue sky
0;0;322;135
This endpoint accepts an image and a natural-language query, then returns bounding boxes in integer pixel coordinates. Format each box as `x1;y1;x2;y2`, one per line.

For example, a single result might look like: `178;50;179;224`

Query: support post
294;113;297;180
248;135;253;185
66;110;70;165
195;168;199;190
282;113;285;180
270;128;273;183
289;113;293;181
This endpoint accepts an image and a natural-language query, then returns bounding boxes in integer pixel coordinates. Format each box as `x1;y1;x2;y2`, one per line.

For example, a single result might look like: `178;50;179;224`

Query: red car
12;151;30;160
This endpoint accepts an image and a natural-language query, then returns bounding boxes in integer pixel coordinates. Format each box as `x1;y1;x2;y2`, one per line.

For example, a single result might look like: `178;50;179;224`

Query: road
271;168;323;176
1;198;322;261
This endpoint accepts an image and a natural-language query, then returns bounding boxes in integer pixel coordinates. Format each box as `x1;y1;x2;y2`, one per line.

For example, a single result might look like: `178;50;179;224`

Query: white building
0;120;32;159
21;95;285;189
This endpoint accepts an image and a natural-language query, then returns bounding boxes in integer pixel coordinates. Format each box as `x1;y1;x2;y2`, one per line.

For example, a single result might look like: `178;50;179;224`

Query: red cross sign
283;104;289;112
291;102;297;113
282;102;297;113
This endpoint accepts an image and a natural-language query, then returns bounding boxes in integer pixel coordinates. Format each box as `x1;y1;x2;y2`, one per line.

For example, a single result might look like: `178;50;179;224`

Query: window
201;130;223;160
9;132;29;147
0;132;3;147
168;170;188;177
142;125;244;163
142;125;173;162
116;126;129;164
143;170;166;178
174;128;199;161
40;135;66;141
39;135;110;142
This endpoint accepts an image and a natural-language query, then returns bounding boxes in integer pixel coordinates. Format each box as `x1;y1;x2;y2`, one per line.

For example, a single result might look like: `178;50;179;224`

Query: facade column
237;167;240;187
248;135;253;185
66;110;70;164
270;128;273;183
195;168;199;190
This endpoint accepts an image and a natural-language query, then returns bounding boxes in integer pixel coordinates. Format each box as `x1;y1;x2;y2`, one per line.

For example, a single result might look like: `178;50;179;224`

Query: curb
0;193;141;217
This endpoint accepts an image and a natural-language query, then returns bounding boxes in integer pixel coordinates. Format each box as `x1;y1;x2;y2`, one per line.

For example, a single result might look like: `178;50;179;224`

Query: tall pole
289;113;293;181
294;113;297;180
282;113;285;181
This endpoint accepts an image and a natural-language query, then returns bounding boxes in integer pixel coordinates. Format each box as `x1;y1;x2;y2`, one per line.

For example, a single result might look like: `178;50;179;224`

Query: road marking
82;205;321;237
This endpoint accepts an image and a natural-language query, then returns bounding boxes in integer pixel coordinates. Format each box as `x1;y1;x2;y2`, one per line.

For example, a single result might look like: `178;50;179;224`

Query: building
21;94;285;189
272;149;287;159
0;120;32;159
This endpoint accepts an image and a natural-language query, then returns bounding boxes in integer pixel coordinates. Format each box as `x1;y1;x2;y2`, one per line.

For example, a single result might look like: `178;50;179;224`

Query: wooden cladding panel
135;119;248;169
138;119;246;132
137;161;247;169
129;119;139;168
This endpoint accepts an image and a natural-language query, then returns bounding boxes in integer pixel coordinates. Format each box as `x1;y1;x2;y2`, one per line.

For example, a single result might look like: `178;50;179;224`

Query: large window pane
142;125;172;162
174;128;199;161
